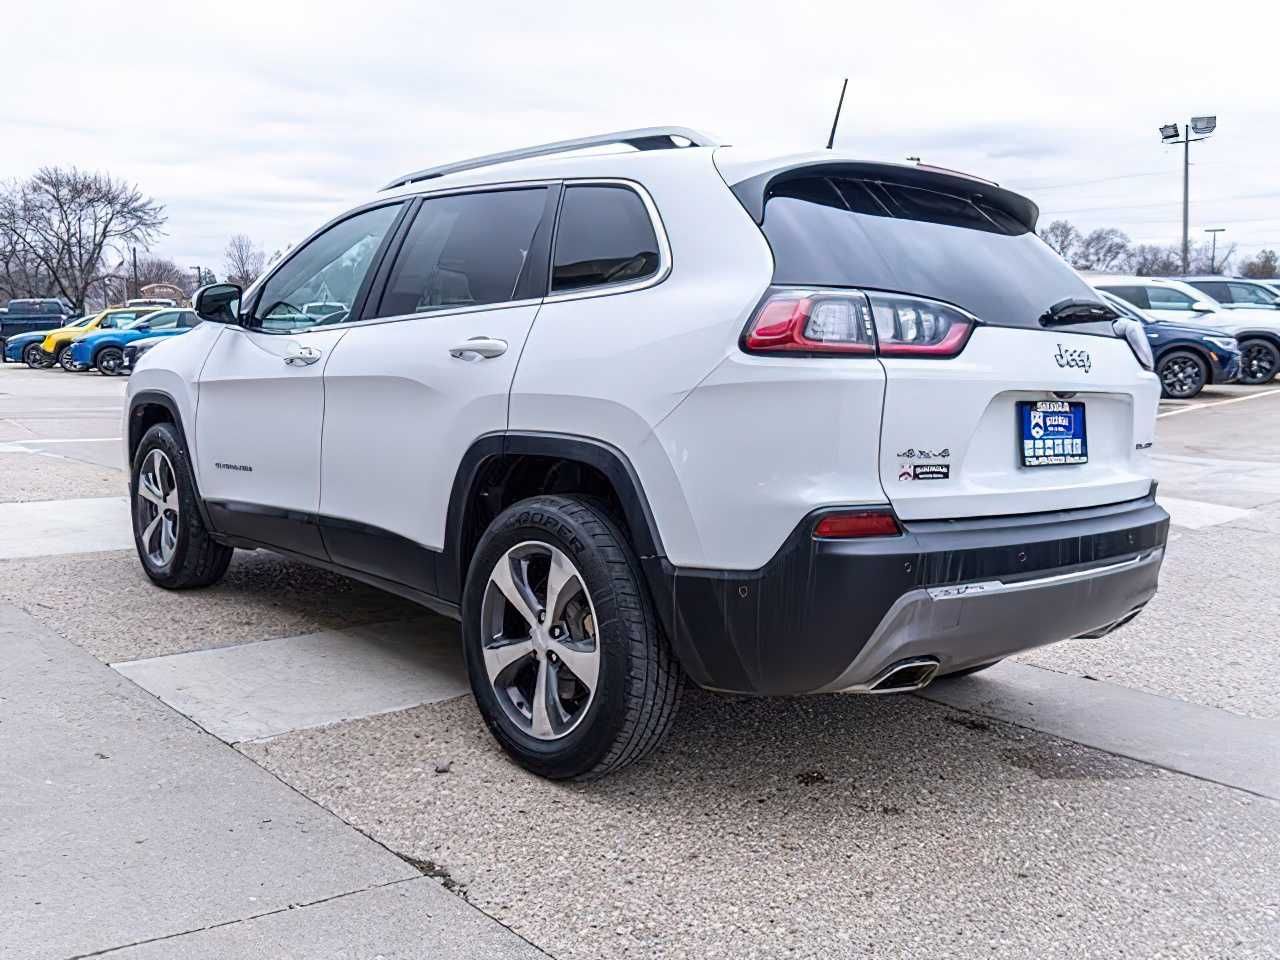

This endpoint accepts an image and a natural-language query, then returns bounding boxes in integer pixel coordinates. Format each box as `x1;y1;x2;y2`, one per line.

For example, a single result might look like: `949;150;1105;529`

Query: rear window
760;176;1110;333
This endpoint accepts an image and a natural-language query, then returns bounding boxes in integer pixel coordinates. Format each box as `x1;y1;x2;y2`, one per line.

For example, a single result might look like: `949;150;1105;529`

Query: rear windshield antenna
826;78;848;149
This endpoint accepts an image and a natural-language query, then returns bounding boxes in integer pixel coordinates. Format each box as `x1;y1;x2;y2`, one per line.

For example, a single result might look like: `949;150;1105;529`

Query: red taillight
743;290;876;355
867;292;975;358
813;510;901;539
743;288;976;359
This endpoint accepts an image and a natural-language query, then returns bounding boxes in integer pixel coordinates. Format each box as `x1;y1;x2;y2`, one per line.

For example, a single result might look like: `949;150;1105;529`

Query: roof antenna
826;78;848;149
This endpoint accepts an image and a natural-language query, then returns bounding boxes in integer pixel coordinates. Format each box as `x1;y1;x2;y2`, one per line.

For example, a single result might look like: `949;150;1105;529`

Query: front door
195;202;404;558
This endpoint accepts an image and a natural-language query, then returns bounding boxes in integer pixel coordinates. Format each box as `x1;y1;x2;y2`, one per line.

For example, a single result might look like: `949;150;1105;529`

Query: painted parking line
922;662;1280;800
114;618;470;743
1157;387;1280;418
1157;495;1252;529
0;497;133;559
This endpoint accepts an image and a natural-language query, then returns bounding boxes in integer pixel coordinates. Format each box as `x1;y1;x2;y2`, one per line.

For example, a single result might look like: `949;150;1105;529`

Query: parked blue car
1097;290;1241;399
66;308;199;375
3;316;88;364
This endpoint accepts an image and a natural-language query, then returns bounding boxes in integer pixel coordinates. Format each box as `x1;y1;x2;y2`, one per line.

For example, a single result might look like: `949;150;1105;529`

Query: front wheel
1239;339;1279;385
1158;350;1208;399
131;422;233;589
96;346;124;376
56;344;82;372
24;344;51;368
462;495;682;780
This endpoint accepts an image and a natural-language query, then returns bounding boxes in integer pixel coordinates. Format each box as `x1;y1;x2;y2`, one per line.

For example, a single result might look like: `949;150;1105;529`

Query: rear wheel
1239;338;1279;385
131;423;233;589
1157;350;1208;399
96;346;124;376
462;495;682;780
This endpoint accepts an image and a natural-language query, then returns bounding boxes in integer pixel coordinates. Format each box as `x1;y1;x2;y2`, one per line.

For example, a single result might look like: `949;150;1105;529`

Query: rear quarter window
551;185;661;293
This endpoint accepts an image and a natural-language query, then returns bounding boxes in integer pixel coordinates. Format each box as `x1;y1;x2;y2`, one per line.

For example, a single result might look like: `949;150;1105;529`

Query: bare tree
224;234;265;288
1124;244;1182;277
0;168;164;312
1187;240;1236;275
1038;220;1080;260
1071;228;1131;273
1239;249;1278;279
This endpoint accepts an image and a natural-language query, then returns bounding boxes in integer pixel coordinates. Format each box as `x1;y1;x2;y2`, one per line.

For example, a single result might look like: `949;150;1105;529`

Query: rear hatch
739;163;1158;520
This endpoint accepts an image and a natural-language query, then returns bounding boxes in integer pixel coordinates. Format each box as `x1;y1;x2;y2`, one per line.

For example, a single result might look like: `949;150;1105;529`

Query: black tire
1157;349;1208;399
462;494;682;780
1239;338;1279;385
131;422;233;589
56;343;78;371
24;343;50;369
96;346;124;376
942;659;1003;679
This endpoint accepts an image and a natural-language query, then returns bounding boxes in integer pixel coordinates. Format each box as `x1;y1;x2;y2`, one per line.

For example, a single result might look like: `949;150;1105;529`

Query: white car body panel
123;322;223;473
876;327;1157;520
653;354;887;569
509;150;775;568
194;327;349;518
320;303;541;551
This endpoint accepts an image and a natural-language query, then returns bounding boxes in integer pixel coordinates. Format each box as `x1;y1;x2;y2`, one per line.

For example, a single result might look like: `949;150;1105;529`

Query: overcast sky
5;0;1278;276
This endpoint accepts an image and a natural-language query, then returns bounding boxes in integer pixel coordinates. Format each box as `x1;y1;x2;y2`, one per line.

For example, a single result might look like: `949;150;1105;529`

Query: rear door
318;184;556;595
759;174;1158;521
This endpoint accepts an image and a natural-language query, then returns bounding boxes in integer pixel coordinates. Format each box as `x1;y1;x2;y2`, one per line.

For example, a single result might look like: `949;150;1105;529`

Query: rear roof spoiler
729;159;1040;232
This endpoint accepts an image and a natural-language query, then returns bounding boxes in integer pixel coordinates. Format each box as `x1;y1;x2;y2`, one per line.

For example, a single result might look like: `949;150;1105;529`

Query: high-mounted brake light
813;510;902;539
743;290;876;355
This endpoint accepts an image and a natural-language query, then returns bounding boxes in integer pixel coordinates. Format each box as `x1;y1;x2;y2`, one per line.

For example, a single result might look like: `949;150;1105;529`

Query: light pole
1204;228;1226;274
1160;116;1217;274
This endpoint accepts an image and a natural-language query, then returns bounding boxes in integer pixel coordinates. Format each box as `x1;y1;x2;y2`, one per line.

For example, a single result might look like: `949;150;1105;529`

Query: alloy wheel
1241;341;1278;385
480;541;600;740
1159;355;1205;399
136;448;180;567
98;348;123;375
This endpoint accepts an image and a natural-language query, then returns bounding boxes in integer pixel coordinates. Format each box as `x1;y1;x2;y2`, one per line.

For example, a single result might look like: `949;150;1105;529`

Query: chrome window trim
243;177;670;335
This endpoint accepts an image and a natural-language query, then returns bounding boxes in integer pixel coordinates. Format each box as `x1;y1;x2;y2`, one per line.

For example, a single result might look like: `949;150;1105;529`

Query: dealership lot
2;364;1278;958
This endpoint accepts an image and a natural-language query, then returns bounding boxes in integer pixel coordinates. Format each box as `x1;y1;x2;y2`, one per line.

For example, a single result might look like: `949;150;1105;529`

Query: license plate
1018;400;1087;467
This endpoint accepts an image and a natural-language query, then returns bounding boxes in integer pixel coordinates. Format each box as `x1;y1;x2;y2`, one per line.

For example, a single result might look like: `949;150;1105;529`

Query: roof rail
382;126;719;191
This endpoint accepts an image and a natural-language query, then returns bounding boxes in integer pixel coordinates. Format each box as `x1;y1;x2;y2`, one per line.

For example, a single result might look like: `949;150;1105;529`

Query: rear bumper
649;493;1169;695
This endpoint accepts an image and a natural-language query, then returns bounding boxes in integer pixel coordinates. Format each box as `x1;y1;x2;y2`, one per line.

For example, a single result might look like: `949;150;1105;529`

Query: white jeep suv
125;128;1169;779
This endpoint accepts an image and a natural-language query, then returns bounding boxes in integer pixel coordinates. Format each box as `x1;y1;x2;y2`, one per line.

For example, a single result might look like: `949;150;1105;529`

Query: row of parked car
0;298;199;375
1087;275;1280;398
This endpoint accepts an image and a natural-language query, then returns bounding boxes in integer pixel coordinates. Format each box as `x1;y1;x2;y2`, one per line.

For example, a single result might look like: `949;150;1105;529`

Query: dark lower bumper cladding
647;495;1169;696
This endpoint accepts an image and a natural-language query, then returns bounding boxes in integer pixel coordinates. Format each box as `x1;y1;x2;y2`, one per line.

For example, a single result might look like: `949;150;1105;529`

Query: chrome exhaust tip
864;656;941;694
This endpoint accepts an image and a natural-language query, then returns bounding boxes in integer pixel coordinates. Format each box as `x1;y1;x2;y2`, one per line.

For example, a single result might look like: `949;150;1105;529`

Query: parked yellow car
33;306;161;370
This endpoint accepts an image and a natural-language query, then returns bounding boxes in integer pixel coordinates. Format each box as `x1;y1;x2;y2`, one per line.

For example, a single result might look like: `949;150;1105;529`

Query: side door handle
283;345;322;367
449;337;508;361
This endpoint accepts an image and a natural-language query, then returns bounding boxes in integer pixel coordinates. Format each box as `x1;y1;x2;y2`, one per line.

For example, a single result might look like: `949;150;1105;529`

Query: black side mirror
135;322;151;332
193;283;243;325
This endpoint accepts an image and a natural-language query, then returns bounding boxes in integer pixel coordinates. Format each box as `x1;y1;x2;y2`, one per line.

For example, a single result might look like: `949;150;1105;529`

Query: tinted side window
1227;282;1278;305
1098;285;1151;310
177;311;199;328
377;188;549;317
1146;286;1196;310
144;311;180;329
1191;281;1231;302
552;185;660;292
252;203;402;332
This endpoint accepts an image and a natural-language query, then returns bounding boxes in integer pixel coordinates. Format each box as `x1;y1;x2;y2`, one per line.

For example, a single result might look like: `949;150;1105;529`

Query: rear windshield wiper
1039;298;1119;326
